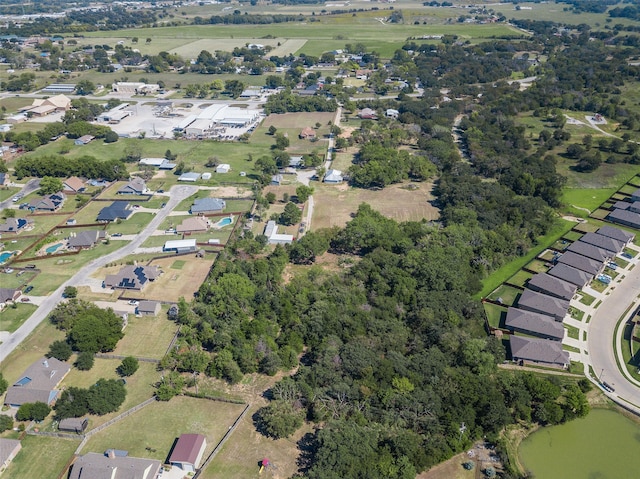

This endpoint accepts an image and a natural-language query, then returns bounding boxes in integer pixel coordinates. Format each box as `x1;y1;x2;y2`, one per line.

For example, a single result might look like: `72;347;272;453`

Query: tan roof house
176;216;211;233
0;438;21;475
299;126;316;140
63;176;86;193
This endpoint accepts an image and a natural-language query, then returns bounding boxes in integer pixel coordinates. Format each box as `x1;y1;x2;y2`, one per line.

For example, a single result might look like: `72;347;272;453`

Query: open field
0;303;38;333
3;435;80;479
312;182;439;230
112;311;178;359
81;396;246;462
484;302;507;330
561;188;617;217
417;450;477;479
105;212;154;235
169;38;307;59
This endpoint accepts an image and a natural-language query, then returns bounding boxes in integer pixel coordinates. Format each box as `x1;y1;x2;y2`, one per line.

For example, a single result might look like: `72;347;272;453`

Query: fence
94;353;160;364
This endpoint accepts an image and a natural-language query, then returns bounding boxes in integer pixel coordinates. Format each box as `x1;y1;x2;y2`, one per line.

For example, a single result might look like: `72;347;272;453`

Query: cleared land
112;312;178;359
312;182;439;229
2;435;80;479
170;38;306;58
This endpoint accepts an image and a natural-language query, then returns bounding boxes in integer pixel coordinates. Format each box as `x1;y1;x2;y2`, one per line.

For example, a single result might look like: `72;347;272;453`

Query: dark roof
597;225;635;244
510;335;570;366
0;288;21;302
97;202;132;222
526;273;577;301
567;241;612;263
606;209;640;230
557;251;602;276
612;200;630;210
190;197;226;214
505;307;565;341
170;434;206;466
69;452;161;479
68;230;103;248
137;300;159;313
59;417;88;433
579;232;625;253
547;263;591;288
0;439;21;466
517;289;569;320
104;265;160;290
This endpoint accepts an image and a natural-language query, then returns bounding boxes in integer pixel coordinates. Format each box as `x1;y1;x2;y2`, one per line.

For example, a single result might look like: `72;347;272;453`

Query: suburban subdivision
1;1;640;479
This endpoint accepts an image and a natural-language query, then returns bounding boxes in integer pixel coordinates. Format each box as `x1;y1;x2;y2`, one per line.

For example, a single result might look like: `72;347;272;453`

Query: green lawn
171;260;185;269
105;212;154;235
579;292;596;306
569;307;585;322
112;312;178;359
3;435;80;479
0;303;38;333
483;302;507;330
525;259;550;274
565;323;580;340
487;285;522;307
561;188;617;217
505;269;533;288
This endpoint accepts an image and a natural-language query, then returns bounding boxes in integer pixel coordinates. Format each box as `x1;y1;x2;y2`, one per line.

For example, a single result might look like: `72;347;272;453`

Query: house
240;88;262;99
358;108;377;119
69;452;161;479
547;263;592;288
0;172;9;186
606;208;640;230
629;201;640;214
164;239;197;253
169;434;207;472
526;273;577;301
579;232;625;254
4;357;71;407
324;169;343;184
0;217;32;234
139;158;176;170
510;335;570;369
385;108;399;118
104;265;161;291
216;164;231;174
270;174;283;186
557;251;603;276
113;81;160;95
97;202;132;222
299;127;316;140
0;439;21;474
632;188;640;202
67;230;106;250
178;172;201;182
63;176;86;193
22;94;71;115
190;198;226;214
0;288;21;309
177;216;211;233
517;289;569;321
597;225;635;245
264;220;294;245
289;156;304;168
201;172;212;180
58;417;88;433
74;135;94;145
137;300;161;316
567;241;613;263
505;307;565;341
29;192;65;211
118;178;149;195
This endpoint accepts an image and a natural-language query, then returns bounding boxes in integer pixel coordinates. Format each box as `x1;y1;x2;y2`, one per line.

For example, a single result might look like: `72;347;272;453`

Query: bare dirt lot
140;254;215;302
313;182;440;229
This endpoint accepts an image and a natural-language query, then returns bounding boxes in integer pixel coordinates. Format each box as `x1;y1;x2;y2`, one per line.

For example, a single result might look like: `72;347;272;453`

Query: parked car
24;285;34;293
112;233;123;237
622;252;633;260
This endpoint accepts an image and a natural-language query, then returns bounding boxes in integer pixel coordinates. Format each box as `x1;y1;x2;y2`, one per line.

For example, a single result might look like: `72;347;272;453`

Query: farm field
312;181;439;230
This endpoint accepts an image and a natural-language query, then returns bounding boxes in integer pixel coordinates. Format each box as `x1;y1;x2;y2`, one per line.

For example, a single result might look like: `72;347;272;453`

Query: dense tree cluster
14;155;128;181
54;379;126;420
264;91;338;114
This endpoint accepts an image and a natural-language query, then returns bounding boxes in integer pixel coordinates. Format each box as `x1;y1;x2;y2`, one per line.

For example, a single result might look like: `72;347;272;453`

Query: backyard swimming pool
216;216;233;227
46;243;64;254
0;251;13;264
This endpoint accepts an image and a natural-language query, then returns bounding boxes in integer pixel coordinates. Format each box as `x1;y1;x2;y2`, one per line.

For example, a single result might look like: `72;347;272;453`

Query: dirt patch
202;186;254;198
417;452;476;479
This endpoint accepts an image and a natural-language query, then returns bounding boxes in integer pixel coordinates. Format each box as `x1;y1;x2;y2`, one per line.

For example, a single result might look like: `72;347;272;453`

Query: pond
519;408;640;479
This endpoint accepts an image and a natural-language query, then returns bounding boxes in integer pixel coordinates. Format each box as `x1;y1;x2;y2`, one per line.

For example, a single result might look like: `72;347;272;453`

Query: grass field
112;312;178;359
312;181;439;230
105;212;154;235
487;284;522;307
484;302;507;330
0;303;37;333
81;396;246;462
561;188;617;217
3;435;80;479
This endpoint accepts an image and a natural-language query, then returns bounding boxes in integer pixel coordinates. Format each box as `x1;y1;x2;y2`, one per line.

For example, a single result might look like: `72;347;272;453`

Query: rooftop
510;335;570;366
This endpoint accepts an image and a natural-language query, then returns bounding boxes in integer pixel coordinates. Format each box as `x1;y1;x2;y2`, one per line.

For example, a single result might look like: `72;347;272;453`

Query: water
519;408;640;479
217;217;233;227
46;243;63;254
0;251;12;263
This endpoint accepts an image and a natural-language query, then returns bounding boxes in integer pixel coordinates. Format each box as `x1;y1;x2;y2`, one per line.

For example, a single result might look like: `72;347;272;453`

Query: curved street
0;185;197;362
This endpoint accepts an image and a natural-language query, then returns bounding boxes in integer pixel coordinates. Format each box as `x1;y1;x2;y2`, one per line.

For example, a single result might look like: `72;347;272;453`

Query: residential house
97;202;132;222
137;300;161;316
526;273;577;301
324;169;343;184
178;172;201;182
117;178;149;195
289;156;304;168
177;216;211;234
505;307;565;341
0;217;32;234
67;230;106;250
299;127;316;140
202;172;212;180
264;220;293;245
69;452;161;479
104;265;161;291
4;357;71;407
597;225;635;245
139;158;176;170
29;192;65;211
579;232;625;254
216;164;231;174
170;434;207;472
190;198;226;214
632;188;640;202
510;335;570;369
164;239;197;253
556;251;603;276
74;135;94;146
547;263;592;288
0;172;9;187
629;201;640;214
0;439;21;474
385;108;399;118
58;417;88;433
358;108;377;119
606;208;640;230
63;176;86;193
517;289;569;321
566;241;613;263
0;288;21;309
270;174;283;186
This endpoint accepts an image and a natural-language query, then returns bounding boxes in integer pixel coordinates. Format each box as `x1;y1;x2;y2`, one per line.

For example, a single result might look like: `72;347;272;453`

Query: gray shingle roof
510;335;570;367
505;307;564;341
526;273;577;301
69;452;161;479
68;230;103;249
606;209;640;230
568;241;612;263
517;289;569;320
547;263;591;288
97;202;132;222
4;357;70;406
190;197;226;214
557;251;602;276
597;225;635;244
579;232;625;253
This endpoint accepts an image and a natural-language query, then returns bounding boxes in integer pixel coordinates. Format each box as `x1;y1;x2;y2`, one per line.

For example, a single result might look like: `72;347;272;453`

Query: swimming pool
46;243;63;254
217;217;233;227
0;251;13;264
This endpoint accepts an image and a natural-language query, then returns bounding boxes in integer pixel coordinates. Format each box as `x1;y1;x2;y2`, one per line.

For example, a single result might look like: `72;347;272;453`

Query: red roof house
169;434;207;472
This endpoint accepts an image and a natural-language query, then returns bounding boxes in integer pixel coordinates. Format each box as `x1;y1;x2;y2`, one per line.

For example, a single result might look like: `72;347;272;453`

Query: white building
164;238;197;253
216;164;231;174
264;220;294;245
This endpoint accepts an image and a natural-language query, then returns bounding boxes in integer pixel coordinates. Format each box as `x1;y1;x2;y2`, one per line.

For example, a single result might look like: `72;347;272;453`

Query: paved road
588;258;640;413
0;184;197;362
0;178;41;211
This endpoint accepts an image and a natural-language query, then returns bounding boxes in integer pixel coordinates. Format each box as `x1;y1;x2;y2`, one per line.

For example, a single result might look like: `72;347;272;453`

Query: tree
75;80;95;95
146;38;152;44
295;185;314;203
334;137;348;150
88;379;126;415
265;192;276;204
123;143;142;162
63;286;78;298
274;132;290;150
0;415;12;433
224;79;245;99
39;176;63;195
16;402;51;422
132;37;138;43
47;340;73;361
104;130;119;143
75;351;95;371
2;208;15;219
255;400;304;439
0;372;7;395
279;202;302;225
268;125;277;136
68;310;124;353
118;356;139;377
165;149;177;161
